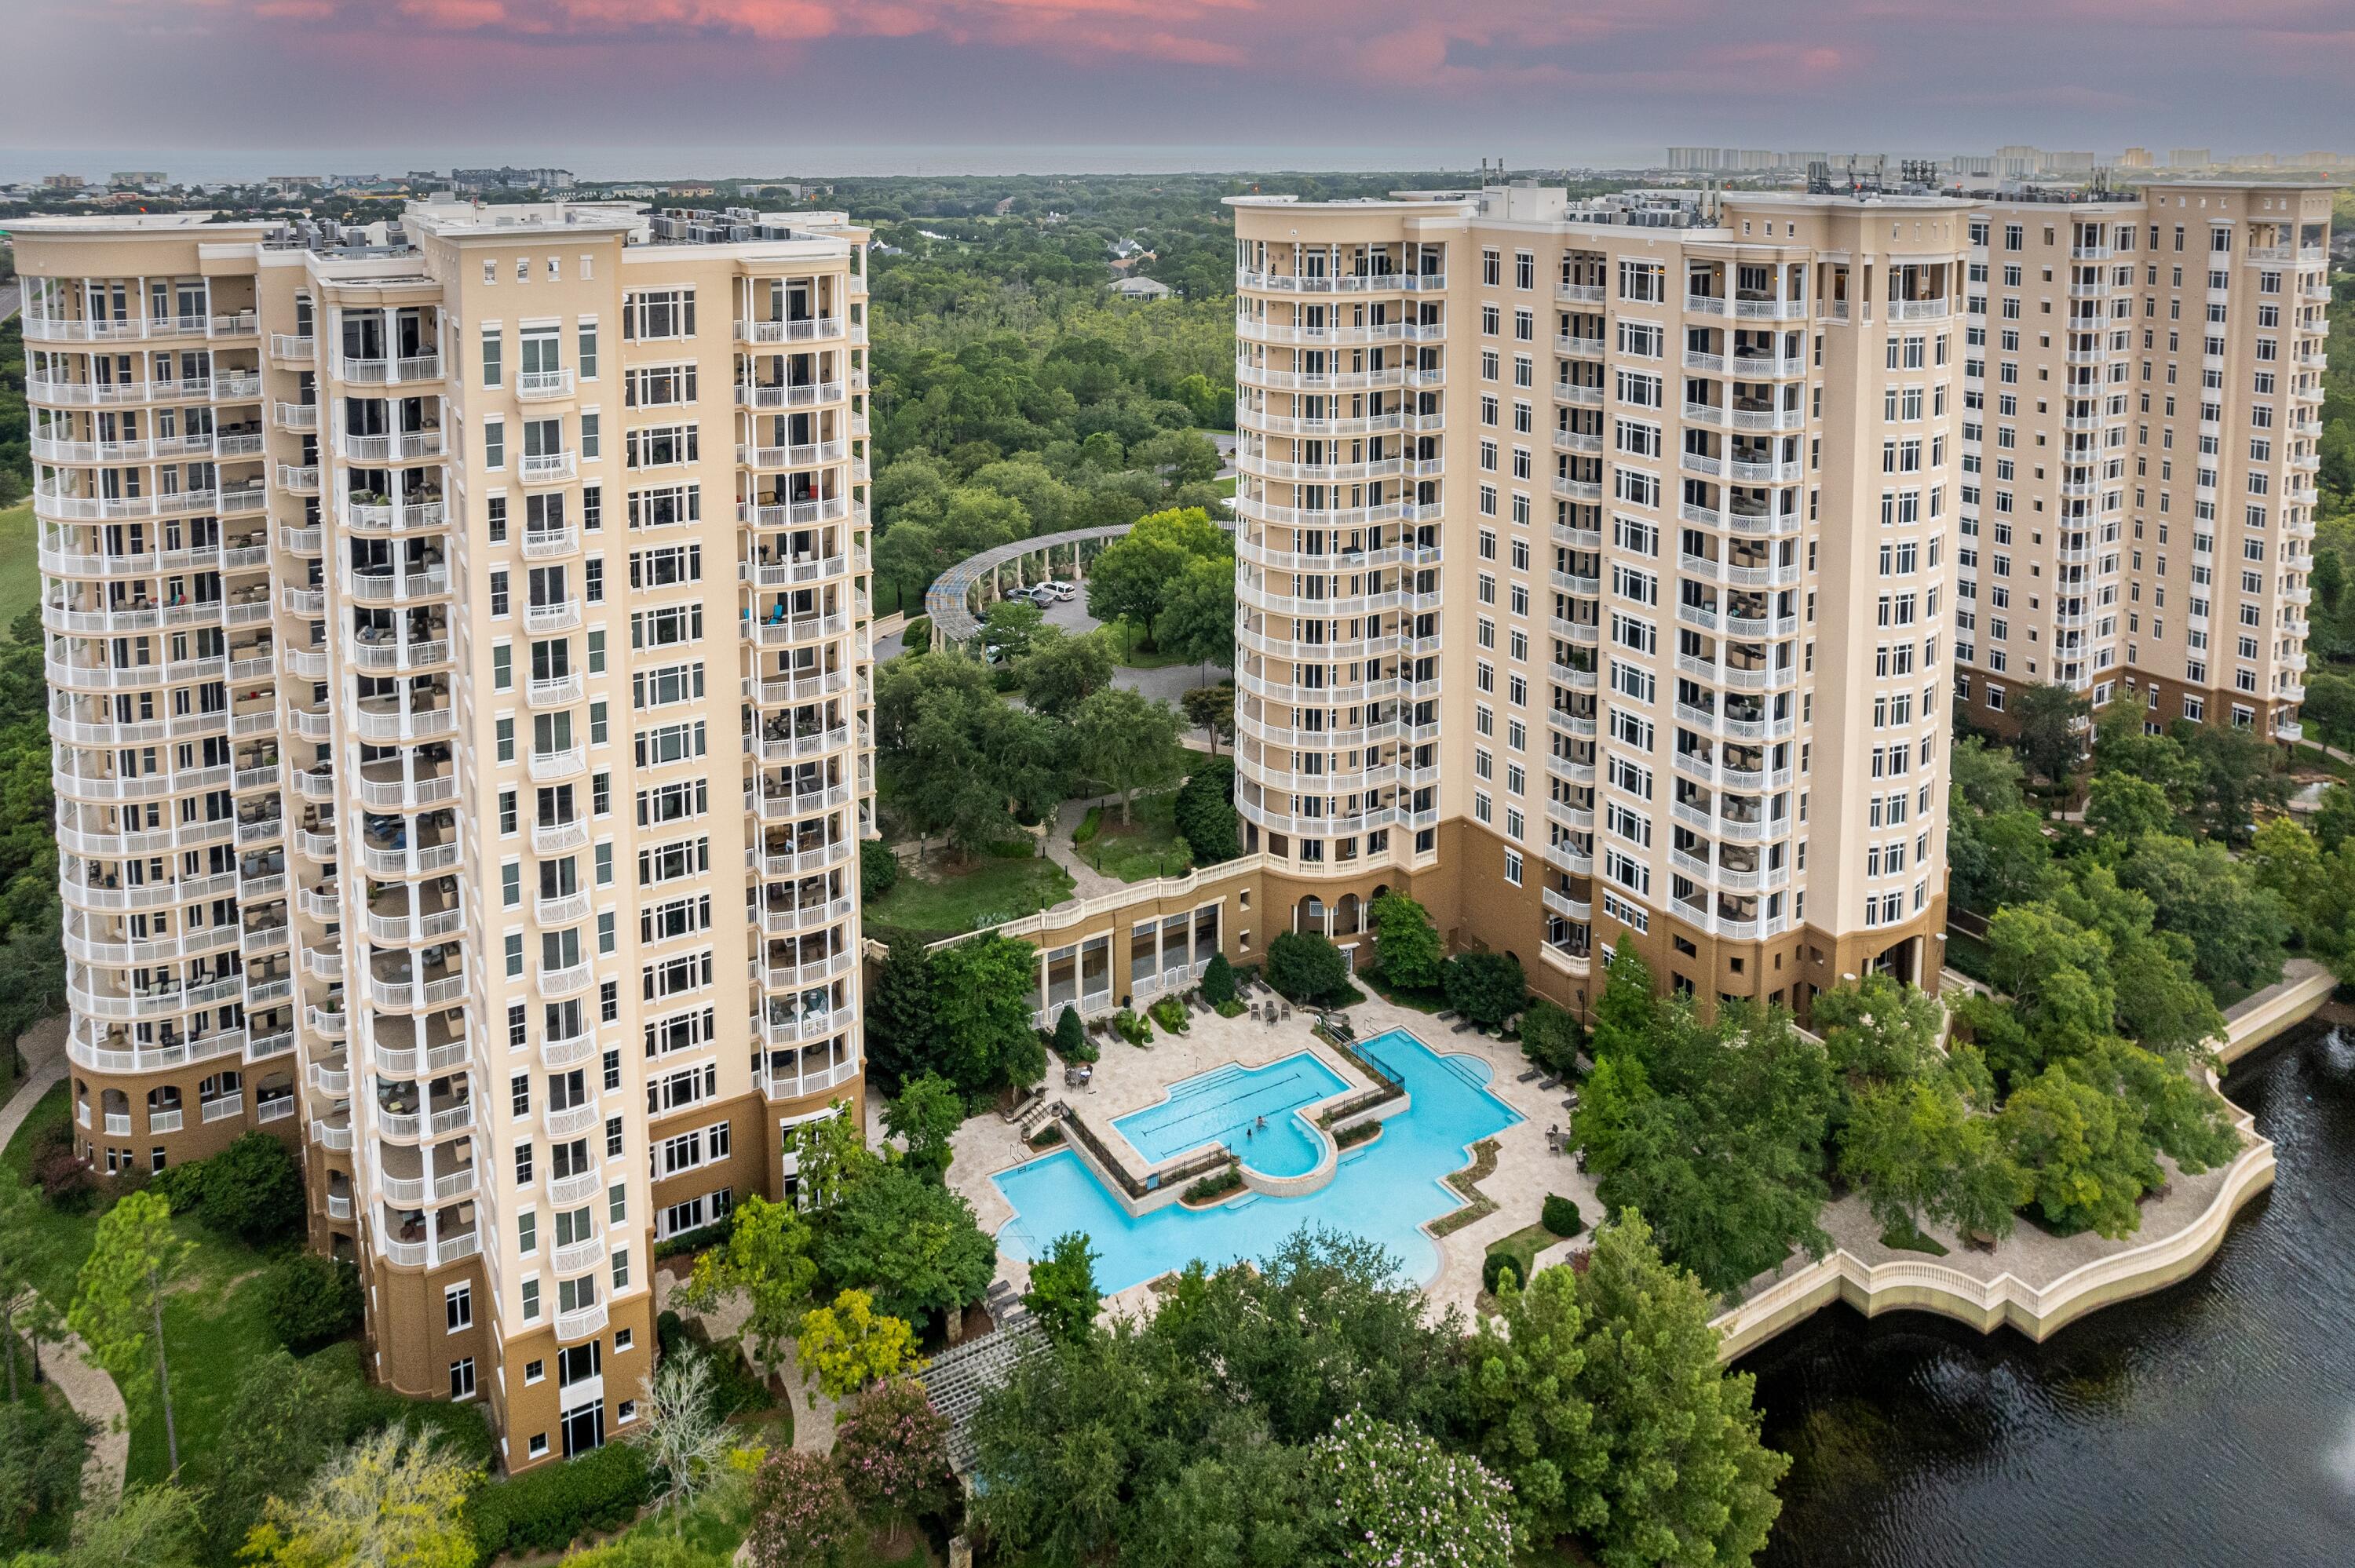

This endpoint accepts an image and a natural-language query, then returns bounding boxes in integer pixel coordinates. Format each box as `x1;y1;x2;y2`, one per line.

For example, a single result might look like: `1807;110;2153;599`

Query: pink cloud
397;0;508;25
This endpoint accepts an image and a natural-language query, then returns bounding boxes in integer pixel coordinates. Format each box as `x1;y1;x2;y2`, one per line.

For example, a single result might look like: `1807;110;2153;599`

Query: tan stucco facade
16;199;875;1468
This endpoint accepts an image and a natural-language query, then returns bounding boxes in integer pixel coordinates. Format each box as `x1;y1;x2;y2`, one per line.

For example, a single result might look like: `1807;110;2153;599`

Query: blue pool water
992;1028;1522;1293
1112;1052;1346;1179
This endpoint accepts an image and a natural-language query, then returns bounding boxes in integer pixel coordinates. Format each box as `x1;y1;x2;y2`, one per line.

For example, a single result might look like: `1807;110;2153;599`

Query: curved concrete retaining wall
1711;1115;2277;1362
1707;959;2331;1361
2217;960;2337;1063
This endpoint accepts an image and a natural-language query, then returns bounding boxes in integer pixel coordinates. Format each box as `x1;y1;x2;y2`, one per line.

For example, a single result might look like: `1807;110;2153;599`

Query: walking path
0;1030;130;1501
652;1270;838;1453
1042;796;1128;902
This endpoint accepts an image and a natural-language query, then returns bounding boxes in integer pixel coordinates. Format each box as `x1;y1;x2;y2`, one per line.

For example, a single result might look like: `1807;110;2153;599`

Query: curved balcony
342;496;447;535
60;866;239;914
749;781;854;822
65;1019;248;1076
41;595;232;638
368;959;469;1015
1235;666;1403;708
741;552;853;590
518;450;576;485
1236;270;1421;295
50;758;228;803
24;374;213;409
747;724;851;764
349;700;456;745
346;635;451;675
1236;625;1403;665
527;747;587;785
737;495;853;528
1235;319;1412;348
538;963;595;1001
517;368;577;401
734;380;846;410
554;1301;608;1342
747;610;853;649
543;1097;601;1139
737;439;849;470
542;1021;599;1070
758;947;860;990
750;837;856;879
524;600;582;634
735;316;849;345
526;672;585;710
745;668;853;707
366;898;465;946
1245;410;1408;439
1236;796;1419;841
520;527;580;561
1233;360;1408;393
755;894;856;936
335;428;446;464
333;353;442;386
343;566;451;605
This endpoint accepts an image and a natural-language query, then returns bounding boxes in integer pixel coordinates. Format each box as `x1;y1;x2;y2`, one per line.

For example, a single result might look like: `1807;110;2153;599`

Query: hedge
473;1440;652;1558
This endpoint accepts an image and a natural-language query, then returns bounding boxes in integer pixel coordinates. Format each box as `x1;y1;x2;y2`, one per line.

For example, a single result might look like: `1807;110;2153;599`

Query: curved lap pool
992;1028;1521;1293
1112;1052;1345;1178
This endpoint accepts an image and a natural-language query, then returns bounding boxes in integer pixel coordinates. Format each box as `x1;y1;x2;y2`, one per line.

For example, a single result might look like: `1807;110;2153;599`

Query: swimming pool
1111;1052;1345;1180
991;1028;1522;1293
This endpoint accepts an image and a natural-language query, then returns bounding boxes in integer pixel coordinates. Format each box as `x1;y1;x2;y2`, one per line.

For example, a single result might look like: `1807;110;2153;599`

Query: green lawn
1483;1220;1559;1295
864;851;1074;938
1101;618;1199;671
0;502;38;636
2;1079;287;1486
1072;792;1192;883
1212;473;1239;498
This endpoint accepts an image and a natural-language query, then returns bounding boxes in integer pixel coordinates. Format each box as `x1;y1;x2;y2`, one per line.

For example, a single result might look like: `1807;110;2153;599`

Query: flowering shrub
1309;1409;1515;1568
831;1377;953;1533
747;1449;857;1568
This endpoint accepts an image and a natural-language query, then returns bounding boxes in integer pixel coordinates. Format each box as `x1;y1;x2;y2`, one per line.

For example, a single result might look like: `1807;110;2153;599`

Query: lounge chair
1561;1096;1579;1110
1515;1070;1539;1084
1538;1076;1560;1091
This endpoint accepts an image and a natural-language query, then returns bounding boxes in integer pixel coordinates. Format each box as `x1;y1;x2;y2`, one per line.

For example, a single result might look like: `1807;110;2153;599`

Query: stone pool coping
946;994;1597;1322
1101;1048;1367;1204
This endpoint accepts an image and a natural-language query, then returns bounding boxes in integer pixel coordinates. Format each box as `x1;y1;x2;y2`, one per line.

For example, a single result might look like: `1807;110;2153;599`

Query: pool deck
946;992;1601;1323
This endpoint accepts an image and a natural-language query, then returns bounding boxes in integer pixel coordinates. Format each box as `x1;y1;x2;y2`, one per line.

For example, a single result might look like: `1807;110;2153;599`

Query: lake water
1740;1023;2355;1568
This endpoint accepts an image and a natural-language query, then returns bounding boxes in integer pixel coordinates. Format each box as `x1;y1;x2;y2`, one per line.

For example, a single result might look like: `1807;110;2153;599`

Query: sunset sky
9;0;2350;175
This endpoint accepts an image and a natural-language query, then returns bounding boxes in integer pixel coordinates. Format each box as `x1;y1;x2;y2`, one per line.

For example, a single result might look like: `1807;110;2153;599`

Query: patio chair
1539;1076;1560;1091
1516;1070;1539;1083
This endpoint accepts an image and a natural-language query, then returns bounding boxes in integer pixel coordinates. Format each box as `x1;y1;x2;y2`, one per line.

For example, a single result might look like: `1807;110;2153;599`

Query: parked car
1043;580;1079;600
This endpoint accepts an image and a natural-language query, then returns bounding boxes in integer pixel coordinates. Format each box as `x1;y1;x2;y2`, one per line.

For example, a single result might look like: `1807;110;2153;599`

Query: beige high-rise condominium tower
16;199;873;1464
1228;185;1969;1010
1945;184;2331;740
